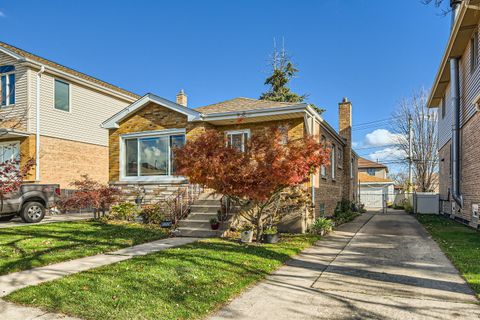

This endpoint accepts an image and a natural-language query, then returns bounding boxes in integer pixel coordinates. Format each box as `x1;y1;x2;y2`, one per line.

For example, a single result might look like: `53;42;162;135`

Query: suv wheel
0;214;15;222
20;202;46;223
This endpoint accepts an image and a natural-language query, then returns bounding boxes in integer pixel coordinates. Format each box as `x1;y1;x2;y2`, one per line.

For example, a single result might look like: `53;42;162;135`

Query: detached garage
358;172;394;210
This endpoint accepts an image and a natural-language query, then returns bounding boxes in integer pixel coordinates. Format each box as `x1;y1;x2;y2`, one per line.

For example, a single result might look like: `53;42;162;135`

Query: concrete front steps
178;192;229;237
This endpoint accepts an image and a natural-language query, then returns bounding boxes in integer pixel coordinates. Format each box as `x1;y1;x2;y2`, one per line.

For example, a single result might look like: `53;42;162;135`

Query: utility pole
408;115;413;193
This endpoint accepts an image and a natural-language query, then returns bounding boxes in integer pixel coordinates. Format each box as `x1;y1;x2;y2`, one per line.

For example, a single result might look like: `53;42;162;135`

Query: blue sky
0;0;450;165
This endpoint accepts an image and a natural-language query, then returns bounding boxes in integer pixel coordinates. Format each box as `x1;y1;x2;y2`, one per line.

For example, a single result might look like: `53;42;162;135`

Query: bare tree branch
392;89;439;192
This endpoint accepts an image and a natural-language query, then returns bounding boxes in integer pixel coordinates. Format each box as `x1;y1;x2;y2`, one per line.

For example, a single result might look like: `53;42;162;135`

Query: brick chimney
176;89;187;107
339;97;352;144
339;97;354;200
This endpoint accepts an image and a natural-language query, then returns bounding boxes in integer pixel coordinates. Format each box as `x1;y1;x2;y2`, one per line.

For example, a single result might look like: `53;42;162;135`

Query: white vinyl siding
0;52;28;131
438;23;480;149
28;71;132;146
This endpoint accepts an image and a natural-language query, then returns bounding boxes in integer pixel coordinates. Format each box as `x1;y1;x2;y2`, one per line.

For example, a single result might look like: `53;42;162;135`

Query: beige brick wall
439;111;480;227
39;135;109;188
214;118;305;140
315;126;350;217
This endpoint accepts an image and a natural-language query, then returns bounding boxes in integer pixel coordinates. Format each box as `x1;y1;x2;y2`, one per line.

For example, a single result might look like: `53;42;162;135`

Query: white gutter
35;65;45;182
199;104;308;121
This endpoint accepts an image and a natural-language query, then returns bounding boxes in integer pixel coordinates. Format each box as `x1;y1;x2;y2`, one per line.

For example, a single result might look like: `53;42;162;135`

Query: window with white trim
338;146;343;168
351;158;354;179
0;141;20;165
226;129;250;152
278;125;288;145
471;31;479;73
331;143;336;179
0;65;15;107
441;95;446;119
320;136;326;177
124;134;185;178
54;79;70;111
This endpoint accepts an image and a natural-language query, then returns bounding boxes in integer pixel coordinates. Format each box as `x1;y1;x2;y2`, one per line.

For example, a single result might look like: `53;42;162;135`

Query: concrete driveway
210;212;480;320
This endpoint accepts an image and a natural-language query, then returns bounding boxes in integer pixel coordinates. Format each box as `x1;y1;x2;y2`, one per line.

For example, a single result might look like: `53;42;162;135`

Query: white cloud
0;11;5;18
363;129;403;147
367;147;406;162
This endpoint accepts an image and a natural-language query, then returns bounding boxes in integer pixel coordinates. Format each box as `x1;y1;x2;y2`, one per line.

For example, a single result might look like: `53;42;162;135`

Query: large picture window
124;133;185;179
0;65;15;107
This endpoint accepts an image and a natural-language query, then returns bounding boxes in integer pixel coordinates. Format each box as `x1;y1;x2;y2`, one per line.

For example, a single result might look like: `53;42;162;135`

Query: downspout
450;0;463;208
35;65;45;182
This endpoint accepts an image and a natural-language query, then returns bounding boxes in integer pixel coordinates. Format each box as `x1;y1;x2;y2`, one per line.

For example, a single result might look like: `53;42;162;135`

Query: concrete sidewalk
210;212;480;320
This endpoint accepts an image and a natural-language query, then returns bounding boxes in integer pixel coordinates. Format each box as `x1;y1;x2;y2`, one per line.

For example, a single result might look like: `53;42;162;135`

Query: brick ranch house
0;42;139;188
427;0;480;228
102;92;358;232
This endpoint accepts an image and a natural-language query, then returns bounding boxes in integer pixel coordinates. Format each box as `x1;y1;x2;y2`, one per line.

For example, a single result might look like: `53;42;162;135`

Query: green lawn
6;234;319;320
0;220;168;275
418;215;480;296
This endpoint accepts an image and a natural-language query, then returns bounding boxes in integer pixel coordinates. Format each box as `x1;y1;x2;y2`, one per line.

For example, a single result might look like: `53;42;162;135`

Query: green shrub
107;202;141;221
358;203;367;213
140;204;166;224
393;203;404;210
310;218;333;235
333;200;360;225
263;226;278;235
404;203;414;214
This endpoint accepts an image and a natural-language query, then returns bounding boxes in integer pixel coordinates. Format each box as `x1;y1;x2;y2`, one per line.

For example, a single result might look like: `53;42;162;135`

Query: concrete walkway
210;212;480;320
0;236;200;319
0;212;92;228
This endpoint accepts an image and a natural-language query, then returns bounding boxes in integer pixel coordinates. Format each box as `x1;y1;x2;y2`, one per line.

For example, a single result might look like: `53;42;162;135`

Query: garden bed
0;220;168;275
6;234;319;320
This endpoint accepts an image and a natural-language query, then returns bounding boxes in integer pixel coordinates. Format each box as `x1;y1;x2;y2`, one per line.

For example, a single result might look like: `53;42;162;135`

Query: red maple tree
58;175;120;218
175;127;330;240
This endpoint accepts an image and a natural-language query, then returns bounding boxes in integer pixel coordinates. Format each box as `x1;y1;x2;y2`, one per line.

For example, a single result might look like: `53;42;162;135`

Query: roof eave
200;103;309;121
428;2;474;108
102;94;201;129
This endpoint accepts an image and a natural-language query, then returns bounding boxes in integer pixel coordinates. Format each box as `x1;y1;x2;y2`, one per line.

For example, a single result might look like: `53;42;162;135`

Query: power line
353;116;400;127
354;144;399;151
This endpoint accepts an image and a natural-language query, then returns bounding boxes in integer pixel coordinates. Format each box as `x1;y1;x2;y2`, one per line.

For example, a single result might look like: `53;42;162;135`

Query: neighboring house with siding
102;93;358;232
427;0;480;227
357;157;394;209
0;42;139;188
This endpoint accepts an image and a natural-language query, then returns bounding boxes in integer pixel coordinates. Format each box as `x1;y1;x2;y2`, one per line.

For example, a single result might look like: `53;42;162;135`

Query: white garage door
360;188;384;209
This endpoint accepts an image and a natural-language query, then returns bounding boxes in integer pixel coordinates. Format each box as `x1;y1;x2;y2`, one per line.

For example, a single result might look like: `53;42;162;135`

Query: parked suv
0;184;60;223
